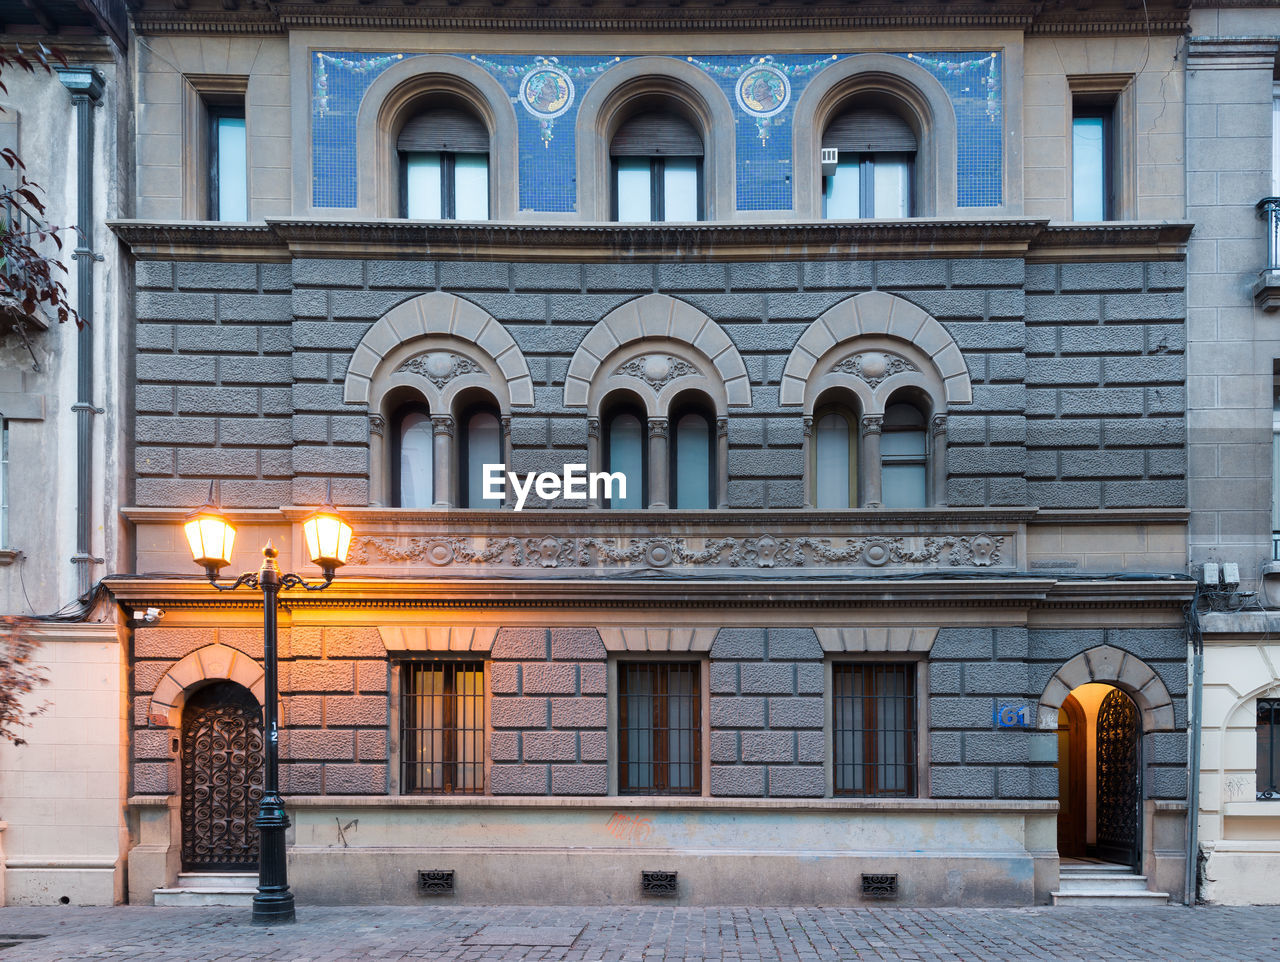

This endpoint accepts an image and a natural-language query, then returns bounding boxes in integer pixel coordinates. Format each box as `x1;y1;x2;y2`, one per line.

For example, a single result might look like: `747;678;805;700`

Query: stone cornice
128;0;1190;37
108;218;1193;264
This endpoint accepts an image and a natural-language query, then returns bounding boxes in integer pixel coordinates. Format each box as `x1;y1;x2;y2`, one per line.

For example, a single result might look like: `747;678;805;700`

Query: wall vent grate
861;873;899;899
418;869;455;895
641;870;678;896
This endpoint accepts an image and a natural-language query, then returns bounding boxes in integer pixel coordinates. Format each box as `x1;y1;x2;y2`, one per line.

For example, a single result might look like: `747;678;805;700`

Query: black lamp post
184;496;353;925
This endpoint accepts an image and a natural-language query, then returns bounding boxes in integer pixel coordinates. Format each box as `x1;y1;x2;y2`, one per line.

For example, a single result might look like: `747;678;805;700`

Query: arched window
393;404;434;508
822;104;915;219
881;400;928;509
611;110;703;222
398;103;490;220
813;402;859;509
604;403;647;509
459;403;502;508
670;398;714;510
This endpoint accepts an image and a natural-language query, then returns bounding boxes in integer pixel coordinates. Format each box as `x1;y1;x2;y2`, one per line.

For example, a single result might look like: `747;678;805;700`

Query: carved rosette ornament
397;351;484;387
345;531;1006;570
615;354;698;389
831;351;918;388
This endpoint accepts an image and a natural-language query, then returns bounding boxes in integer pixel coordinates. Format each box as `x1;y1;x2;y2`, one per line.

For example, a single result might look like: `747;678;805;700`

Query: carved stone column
500;415;513;509
931;414;948;507
716;416;729;509
368;414;386;507
861;415;884;509
648;417;669;509
801;415;814;509
431;415;455;509
586;417;602;507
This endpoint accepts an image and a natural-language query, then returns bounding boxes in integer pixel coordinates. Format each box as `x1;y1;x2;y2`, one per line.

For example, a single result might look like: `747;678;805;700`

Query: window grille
619;662;701;795
833;662;918;797
401;661;485;794
1259;698;1280;800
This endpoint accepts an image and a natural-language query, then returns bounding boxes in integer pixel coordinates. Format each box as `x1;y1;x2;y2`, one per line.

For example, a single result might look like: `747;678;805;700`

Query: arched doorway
180;682;265;872
1055;683;1142;868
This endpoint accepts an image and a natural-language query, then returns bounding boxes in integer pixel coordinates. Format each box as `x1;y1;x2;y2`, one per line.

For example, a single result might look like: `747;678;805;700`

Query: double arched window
397;99;490;220
811;390;931;509
390;393;504;509
600;390;718;510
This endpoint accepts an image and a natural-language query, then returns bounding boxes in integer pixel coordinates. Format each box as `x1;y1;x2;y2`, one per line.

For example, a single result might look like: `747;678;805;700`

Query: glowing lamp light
185;508;237;577
302;508;352;577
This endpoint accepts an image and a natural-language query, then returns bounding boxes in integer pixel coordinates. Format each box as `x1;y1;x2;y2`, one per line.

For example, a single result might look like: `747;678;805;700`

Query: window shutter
397;107;489;153
610;112;704;157
822;108;917;153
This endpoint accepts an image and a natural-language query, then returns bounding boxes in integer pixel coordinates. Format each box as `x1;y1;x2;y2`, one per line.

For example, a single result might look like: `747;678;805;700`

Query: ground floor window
618;661;701;795
833;662;918;797
1259;698;1279;800
401;660;485;794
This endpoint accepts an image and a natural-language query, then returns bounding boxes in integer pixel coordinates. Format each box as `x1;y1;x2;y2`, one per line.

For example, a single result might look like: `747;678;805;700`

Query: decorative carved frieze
346;531;1005;570
615;355;698;389
397;351;483;387
831;351;918;388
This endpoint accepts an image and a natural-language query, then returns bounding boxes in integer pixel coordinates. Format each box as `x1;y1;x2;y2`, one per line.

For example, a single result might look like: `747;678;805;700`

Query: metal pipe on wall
56;67;105;601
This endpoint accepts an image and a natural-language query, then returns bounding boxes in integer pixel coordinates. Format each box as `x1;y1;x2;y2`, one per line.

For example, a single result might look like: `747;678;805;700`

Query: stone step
1051;889;1170;907
1059;862;1133;873
154;887;256;907
1057;873;1150;893
175;872;257;890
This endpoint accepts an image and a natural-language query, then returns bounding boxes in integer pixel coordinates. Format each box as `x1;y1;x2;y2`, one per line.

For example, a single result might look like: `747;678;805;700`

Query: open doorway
1055;682;1142;870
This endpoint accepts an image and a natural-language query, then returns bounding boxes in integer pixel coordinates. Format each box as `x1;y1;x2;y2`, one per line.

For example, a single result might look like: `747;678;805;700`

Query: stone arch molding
344;291;535;413
146;644;265;728
1036;644;1176;733
564;293;751;413
780;291;972;411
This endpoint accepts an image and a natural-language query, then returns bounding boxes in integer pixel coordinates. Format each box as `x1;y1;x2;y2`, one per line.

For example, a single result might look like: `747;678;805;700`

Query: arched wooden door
1095;687;1141;870
1056;693;1086;858
181;682;265;871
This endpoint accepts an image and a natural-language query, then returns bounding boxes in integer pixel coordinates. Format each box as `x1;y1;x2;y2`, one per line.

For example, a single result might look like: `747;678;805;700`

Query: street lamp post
184;497;353;925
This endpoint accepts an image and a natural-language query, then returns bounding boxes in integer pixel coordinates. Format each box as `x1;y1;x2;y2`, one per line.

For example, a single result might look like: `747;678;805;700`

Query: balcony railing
1256;198;1280;310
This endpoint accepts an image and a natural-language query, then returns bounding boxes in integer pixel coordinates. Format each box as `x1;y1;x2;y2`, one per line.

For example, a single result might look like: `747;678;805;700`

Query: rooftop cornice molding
108;217;1193;263
126;0;1190;36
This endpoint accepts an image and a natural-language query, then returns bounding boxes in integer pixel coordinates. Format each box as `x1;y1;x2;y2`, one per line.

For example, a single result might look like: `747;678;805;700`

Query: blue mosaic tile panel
311;50;1002;212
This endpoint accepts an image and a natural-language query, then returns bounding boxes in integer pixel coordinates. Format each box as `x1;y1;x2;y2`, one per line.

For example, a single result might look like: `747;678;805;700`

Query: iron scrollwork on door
1095;687;1140;869
181;682;265;871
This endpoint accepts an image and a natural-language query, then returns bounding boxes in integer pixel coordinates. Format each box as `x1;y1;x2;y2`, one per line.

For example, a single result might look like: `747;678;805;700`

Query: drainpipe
1183;585;1204;906
56;67;105;601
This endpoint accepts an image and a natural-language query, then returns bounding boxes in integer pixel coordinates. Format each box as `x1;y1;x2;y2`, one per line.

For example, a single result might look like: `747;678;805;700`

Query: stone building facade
101;0;1197;906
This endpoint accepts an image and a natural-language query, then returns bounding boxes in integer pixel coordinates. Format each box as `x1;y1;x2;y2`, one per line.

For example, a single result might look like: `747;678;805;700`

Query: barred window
619;662;701;795
833;662;918;797
1259;698;1280;800
401;660;485;794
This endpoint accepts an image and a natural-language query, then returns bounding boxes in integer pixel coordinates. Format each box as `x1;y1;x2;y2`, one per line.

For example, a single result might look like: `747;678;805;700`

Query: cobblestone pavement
0;904;1278;961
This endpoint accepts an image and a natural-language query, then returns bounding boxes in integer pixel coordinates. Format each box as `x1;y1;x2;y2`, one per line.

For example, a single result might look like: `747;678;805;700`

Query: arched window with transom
457;395;503;508
822;100;916;219
604;394;647;509
880;394;929;509
393;402;435;508
813;391;861;509
670;392;715;510
398;99;490;220
611;108;704;222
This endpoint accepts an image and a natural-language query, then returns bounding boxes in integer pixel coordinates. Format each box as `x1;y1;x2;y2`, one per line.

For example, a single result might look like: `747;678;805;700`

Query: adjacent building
0;0;131;907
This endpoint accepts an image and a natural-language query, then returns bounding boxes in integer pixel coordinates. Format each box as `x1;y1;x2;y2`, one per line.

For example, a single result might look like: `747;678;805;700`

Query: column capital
368;413;386;437
587;416;601;440
648;417;669;439
431;414;455;438
931;413;948;436
861;415;884;436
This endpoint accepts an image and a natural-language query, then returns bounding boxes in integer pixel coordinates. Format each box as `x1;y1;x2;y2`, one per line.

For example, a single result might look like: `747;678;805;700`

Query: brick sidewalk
0;904;1276;961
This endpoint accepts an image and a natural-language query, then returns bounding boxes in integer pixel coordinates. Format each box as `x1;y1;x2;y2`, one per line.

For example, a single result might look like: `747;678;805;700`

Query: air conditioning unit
821;147;839;178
